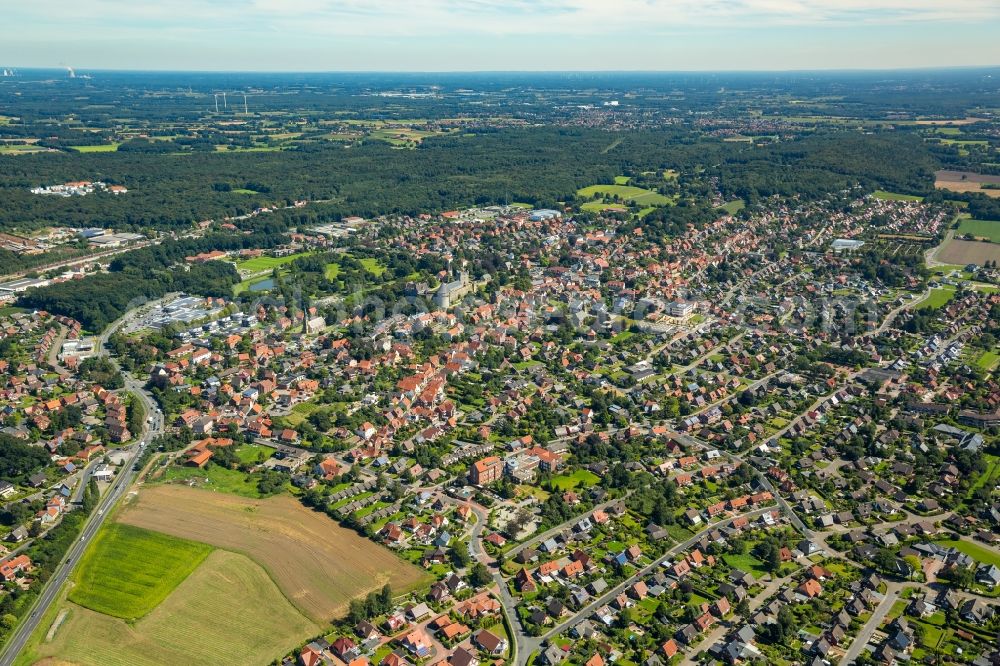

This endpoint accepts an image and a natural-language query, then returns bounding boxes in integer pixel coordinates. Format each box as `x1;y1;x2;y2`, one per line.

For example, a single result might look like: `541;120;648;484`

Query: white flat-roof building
667;300;695;317
831;238;865;252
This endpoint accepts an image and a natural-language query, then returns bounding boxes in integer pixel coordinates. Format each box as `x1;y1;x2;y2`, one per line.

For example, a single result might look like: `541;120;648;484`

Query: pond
248;278;275;292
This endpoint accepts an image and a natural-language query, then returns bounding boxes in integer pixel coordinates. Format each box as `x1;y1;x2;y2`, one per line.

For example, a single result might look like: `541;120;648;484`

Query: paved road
536;507;775;648
505;494;631;561
0;318;164;665
681;574;790;666
840;583;902;665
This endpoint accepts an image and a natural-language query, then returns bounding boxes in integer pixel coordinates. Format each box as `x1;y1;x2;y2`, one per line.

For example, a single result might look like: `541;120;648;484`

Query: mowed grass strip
69;523;213;619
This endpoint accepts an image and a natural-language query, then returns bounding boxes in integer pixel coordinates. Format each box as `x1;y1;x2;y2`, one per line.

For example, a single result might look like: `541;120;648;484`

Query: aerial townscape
0;4;999;666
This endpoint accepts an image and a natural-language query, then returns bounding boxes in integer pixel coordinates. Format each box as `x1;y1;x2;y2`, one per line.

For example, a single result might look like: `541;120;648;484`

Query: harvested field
118;485;429;621
937;239;1000;266
28;550;318;666
915;118;987;126
935;170;1000;198
935;180;1000;198
935;170;1000;185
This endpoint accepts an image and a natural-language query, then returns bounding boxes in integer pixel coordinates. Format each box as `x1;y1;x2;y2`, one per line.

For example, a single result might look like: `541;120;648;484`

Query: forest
0;127;942;234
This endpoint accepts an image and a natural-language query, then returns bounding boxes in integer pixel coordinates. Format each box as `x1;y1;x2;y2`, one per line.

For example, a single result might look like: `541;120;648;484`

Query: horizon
4;65;1000;75
4;1;1000;72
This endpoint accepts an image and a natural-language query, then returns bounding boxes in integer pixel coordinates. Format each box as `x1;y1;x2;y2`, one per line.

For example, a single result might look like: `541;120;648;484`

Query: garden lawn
934;539;1000;567
549;469;600;491
977;351;999;370
69;523;213;620
722;553;769;578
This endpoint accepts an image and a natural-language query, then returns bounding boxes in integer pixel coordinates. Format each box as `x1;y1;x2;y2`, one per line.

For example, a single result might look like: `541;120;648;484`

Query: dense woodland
0;127;947;235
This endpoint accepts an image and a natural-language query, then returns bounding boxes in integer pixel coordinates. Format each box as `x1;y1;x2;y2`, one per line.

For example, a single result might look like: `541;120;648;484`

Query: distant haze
2;0;999;71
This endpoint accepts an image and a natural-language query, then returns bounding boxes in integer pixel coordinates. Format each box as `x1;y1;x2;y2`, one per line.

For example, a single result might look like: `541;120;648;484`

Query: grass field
0;144;51;155
614;175;631;184
916;286;957;310
359;257;387;276
577;184;674;206
118;485;430;621
69;523;212;620
722;552;769;577
967;455;1000;503
325;262;341;280
70;143;121;153
719;199;745;215
158;463;266;498
580;201;629;213
977;351;1000;370
233;443;276;465
873;190;924;202
233;252;310;273
956;219;1000;242
549;469;601;491
28;550;318;666
934;539;1000;568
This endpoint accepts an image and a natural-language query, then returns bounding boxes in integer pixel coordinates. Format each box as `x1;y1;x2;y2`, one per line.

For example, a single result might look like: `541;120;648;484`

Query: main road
0;323;164;666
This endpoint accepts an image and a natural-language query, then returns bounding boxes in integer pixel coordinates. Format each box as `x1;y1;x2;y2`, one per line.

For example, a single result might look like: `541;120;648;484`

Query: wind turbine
222;92;227;109
214;94;219;113
243;93;248;115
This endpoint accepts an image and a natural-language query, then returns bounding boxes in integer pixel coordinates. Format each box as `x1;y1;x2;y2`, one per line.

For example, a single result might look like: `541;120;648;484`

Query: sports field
69;523;212;619
577;184;674;206
28;550;318;666
118;484;430;621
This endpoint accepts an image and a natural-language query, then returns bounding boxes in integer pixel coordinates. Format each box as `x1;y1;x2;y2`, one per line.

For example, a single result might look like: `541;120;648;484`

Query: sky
3;0;1000;72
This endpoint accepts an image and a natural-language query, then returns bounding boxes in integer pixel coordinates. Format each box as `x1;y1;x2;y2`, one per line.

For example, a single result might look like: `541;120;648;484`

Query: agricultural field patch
69;523;212;619
956;219;1000;242
118;484;430;621
935;170;1000;198
28;550;318;666
70;143;121;153
937;239;1000;266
